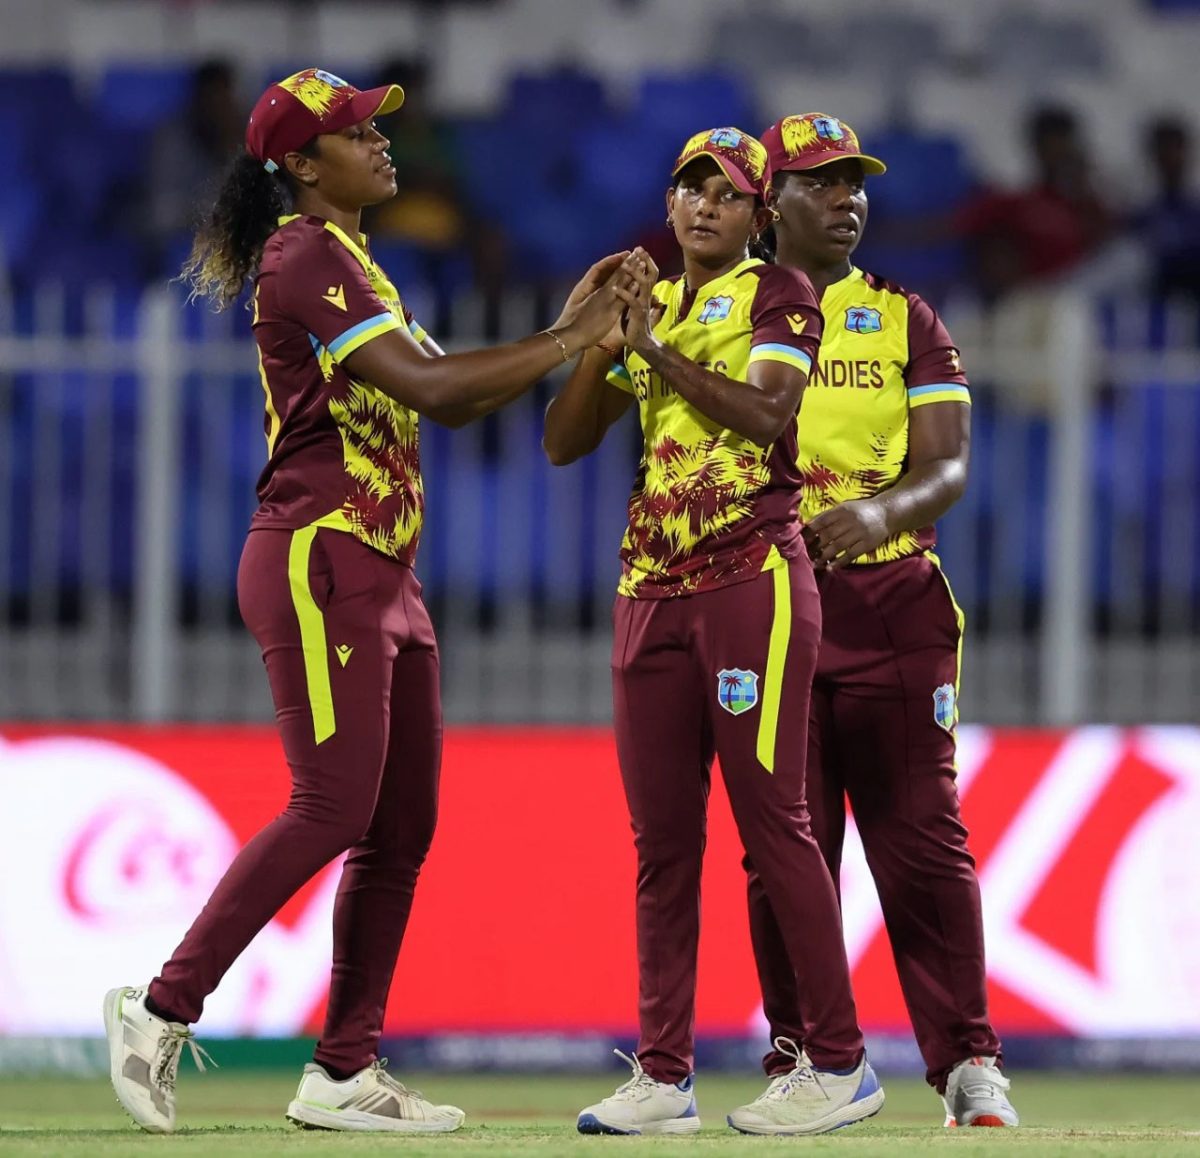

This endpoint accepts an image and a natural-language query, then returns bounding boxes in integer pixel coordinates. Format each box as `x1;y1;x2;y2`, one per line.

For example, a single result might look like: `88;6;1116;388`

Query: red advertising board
2;725;1197;1038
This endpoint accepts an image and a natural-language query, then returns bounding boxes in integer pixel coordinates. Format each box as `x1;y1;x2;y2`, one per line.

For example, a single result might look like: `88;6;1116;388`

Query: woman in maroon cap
737;112;1018;1131
545;127;883;1137
103;67;637;1136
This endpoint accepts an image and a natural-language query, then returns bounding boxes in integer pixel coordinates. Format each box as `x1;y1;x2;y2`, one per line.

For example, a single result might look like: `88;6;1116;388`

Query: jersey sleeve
747;264;823;377
905;292;971;408
276;231;403;362
402;301;428;345
606;357;634;393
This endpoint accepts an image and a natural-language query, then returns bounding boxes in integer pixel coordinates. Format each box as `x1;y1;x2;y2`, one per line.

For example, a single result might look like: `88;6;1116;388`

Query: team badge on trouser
717;668;759;715
932;683;956;732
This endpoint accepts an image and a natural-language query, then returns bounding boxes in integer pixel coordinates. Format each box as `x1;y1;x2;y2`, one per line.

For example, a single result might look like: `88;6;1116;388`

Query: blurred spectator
1132;115;1200;302
956;106;1112;302
145;60;243;263
362;56;506;305
363;57;467;254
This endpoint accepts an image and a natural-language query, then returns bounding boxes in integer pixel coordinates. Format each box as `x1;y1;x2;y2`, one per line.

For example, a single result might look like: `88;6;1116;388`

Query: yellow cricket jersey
798;267;970;564
252;215;429;564
606;258;822;598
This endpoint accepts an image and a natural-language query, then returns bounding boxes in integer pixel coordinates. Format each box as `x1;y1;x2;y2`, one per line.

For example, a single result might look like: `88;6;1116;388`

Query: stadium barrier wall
3;724;1199;1071
1;285;1199;727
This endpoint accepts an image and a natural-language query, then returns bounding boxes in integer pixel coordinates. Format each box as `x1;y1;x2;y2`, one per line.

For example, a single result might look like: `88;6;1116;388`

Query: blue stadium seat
633;71;757;145
94;64;193;131
505;67;609;131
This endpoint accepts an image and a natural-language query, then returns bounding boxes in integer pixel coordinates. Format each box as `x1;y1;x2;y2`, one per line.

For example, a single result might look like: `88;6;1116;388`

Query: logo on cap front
279;69;351;117
781;114;859;159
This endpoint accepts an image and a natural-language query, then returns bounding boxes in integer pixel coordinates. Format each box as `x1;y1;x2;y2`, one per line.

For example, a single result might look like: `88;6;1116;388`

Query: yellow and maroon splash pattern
672;127;770;196
276;68;351;118
251;216;429;565
607;259;822;598
797;267;970;565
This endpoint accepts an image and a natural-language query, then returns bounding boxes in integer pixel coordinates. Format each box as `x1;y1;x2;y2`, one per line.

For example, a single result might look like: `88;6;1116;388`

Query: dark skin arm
342;252;635;429
543;347;635;465
804;401;970;568
616;262;809;447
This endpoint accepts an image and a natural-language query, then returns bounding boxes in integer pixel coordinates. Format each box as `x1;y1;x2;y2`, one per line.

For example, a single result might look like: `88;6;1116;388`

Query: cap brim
672;149;759;195
777;150;887;176
326;83;405;135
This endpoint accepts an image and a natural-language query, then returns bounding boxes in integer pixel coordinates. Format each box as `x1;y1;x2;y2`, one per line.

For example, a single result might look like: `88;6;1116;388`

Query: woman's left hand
614;253;661;352
803;498;891;568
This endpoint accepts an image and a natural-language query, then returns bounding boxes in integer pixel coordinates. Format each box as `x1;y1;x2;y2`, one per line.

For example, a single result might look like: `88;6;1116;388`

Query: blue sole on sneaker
577;1113;639;1135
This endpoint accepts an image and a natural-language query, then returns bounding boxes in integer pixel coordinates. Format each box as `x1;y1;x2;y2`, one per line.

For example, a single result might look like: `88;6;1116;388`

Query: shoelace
371;1058;425;1103
152;1026;216;1094
757;1037;826;1103
606;1049;660;1101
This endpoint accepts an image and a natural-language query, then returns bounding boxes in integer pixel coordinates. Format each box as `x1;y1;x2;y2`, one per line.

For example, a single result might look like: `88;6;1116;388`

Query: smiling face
667;157;768;275
771;158;869;274
288;116;397;210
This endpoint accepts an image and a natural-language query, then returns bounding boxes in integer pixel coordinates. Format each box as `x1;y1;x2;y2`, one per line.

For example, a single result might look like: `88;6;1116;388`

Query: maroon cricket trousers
612;555;865;1083
148;527;441;1074
746;554;1001;1091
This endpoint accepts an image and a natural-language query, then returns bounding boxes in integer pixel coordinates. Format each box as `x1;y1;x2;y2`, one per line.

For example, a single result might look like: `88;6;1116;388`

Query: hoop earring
666;215;674;228
770;208;781;222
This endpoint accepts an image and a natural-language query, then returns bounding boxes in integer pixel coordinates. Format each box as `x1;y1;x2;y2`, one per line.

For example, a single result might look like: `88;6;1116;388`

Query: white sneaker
577;1049;701;1135
286;1060;465;1133
942;1056;1018;1127
102;984;214;1133
727;1037;885;1136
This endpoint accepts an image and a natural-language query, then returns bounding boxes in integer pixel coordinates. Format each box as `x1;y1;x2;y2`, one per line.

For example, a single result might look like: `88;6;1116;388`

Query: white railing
0;282;1197;724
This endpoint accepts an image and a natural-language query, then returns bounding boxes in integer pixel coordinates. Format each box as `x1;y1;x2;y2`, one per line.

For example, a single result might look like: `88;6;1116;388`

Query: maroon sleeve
748;264;823;367
274;230;401;353
905;291;969;388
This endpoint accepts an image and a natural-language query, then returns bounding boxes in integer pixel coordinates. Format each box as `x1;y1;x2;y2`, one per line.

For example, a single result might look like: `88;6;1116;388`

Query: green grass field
2;1072;1198;1156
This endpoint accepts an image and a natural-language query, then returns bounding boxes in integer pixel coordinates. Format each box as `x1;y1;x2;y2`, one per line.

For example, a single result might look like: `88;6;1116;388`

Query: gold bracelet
542;329;571;363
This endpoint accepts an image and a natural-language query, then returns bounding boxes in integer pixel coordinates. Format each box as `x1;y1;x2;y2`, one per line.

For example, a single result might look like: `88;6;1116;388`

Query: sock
317;1062;359;1082
144;993;186;1026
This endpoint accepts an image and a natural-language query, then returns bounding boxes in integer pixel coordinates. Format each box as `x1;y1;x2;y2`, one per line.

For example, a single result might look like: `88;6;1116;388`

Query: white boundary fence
0;283;1197;724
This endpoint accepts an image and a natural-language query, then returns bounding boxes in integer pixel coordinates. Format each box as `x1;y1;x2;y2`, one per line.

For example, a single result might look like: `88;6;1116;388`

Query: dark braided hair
180;141;318;309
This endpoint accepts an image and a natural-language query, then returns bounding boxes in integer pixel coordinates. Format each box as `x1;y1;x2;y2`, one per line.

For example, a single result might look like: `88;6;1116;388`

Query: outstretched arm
344;251;639;428
543;348;635;464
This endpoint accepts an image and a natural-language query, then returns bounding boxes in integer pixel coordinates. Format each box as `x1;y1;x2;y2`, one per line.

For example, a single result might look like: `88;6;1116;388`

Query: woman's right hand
557;249;648;354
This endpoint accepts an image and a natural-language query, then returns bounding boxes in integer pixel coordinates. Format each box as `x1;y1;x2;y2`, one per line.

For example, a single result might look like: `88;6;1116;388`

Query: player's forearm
425;377;533;429
543;348;615;465
875;456;967;535
348;330;578;417
632;334;789;445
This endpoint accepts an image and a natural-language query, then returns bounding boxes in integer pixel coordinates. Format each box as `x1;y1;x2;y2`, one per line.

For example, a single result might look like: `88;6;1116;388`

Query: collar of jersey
669;257;760;321
277;214;376;278
822;265;865;298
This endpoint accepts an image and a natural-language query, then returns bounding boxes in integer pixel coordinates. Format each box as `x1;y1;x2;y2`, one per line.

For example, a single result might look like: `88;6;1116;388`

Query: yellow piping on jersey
253;286;283;455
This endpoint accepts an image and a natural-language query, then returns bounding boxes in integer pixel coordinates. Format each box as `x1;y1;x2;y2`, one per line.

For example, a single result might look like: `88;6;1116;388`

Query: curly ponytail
179;152;285;309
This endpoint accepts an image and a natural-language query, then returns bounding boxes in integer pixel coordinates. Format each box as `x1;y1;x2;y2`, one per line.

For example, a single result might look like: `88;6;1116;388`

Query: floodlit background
1;0;1199;1083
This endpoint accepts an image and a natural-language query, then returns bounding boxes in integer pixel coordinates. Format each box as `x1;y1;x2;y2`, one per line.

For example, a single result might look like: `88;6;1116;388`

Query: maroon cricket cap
246;68;404;172
671;126;772;198
761;113;887;176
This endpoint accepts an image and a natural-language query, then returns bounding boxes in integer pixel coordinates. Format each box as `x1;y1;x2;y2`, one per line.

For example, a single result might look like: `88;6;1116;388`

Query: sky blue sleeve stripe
609;362;631;380
908;382;971;398
750;343;813;370
752;342;810;359
327;312;399;358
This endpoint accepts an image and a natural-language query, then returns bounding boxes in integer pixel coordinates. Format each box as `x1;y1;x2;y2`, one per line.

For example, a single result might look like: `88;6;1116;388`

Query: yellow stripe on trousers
755;560;791;774
288;526;336;745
